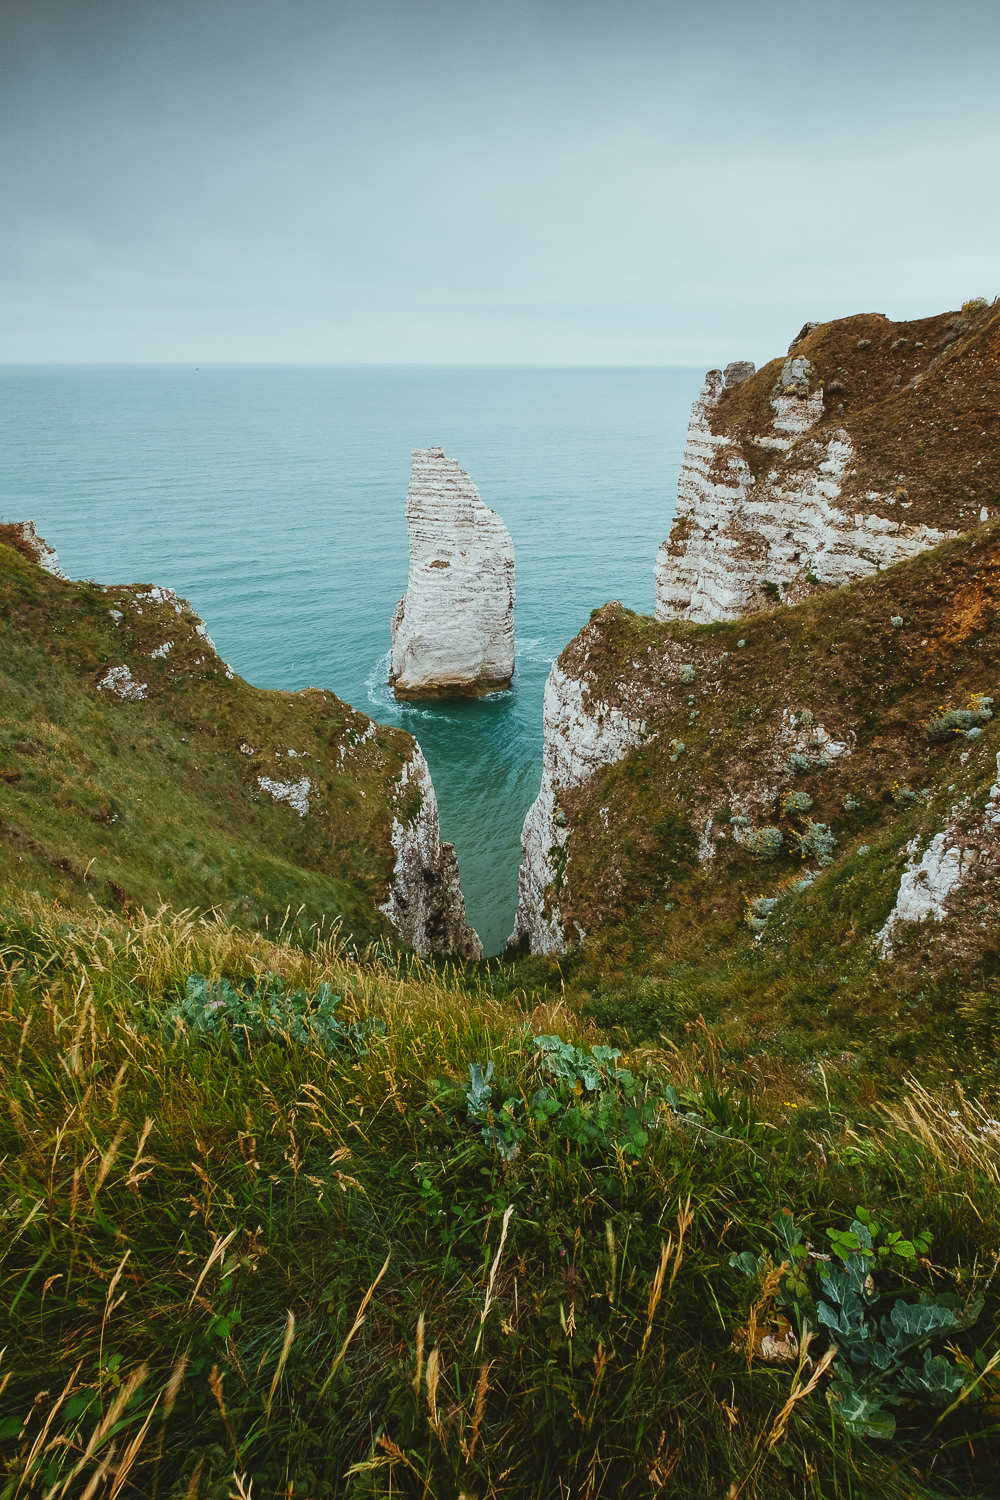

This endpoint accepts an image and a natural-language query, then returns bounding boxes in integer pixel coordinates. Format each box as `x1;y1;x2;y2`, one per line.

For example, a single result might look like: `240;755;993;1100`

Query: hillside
0;525;480;957
512;302;1000;1093
2;896;999;1498
655;298;1000;621
3;303;1000;1497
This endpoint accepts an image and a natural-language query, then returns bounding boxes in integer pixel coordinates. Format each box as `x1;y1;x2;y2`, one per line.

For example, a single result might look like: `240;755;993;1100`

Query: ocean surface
0;366;700;953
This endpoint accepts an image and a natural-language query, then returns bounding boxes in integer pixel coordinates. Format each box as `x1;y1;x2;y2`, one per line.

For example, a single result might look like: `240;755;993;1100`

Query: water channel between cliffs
4;365;701;954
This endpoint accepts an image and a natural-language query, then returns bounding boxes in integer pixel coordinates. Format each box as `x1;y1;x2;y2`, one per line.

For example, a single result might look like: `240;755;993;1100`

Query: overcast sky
2;0;998;365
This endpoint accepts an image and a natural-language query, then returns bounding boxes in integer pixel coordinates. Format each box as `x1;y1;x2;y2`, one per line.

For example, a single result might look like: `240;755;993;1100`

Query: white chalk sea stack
389;448;515;699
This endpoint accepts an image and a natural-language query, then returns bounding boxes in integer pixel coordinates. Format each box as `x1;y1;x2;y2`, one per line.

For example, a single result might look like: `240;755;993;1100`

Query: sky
2;0;999;366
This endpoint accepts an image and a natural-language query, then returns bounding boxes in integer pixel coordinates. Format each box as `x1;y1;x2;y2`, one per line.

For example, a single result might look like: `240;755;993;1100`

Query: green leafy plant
463;1035;692;1164
732;1209;984;1440
816;1214;979;1439
166;972;385;1054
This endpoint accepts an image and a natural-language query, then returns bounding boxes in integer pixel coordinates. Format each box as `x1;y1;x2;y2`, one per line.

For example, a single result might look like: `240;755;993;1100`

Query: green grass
533;522;1000;1091
0;541;416;946
2;895;1000;1497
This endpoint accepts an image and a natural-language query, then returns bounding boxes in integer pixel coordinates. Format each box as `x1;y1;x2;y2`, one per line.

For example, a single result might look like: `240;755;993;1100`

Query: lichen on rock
389;448;515;699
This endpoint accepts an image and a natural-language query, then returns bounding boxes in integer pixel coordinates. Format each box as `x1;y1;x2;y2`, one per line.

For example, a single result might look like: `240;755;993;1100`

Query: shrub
679;663;696;683
924;693;993;743
797;820;838;866
781;789;814;815
962;297;989;317
747;826;783;861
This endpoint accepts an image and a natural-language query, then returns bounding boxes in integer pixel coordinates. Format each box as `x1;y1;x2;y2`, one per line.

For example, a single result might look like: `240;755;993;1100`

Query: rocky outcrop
877;753;1000;956
2;525;484;962
390;448;515;698
510;628;650;955
382;743;483;959
1;521;69;579
655;363;955;624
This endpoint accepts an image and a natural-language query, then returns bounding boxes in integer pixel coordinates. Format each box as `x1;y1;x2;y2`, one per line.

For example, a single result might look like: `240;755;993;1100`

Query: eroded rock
2;521;69;579
390;448;515;699
381;743;483;959
654;367;955;624
510;647;649;955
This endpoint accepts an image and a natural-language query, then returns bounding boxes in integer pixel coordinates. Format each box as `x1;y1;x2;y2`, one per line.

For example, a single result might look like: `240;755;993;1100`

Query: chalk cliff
0;524;480;961
381;743;483;960
512;302;1000;993
510;638;649;954
0;520;69;579
390;448;515;698
655;305;998;623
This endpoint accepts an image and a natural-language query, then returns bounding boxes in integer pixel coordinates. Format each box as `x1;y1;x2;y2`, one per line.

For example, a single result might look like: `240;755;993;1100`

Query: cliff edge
511;300;1000;1073
0;527;480;958
656;301;998;622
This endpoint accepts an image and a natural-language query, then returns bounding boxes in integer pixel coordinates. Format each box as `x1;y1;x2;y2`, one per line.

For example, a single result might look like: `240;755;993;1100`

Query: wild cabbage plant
463;1035;695;1163
731;1208;983;1439
166;972;385;1054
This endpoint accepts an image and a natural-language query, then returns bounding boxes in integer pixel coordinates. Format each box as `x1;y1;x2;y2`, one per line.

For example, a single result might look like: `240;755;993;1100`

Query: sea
0;366;701;954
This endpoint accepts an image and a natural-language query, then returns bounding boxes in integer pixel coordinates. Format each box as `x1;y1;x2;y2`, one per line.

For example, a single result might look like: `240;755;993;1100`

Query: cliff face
390;448;515;699
510;523;1000;1038
511;303;1000;1070
381;743;483;960
510;636;650;954
0;528;480;958
0;520;69;579
656;303;999;623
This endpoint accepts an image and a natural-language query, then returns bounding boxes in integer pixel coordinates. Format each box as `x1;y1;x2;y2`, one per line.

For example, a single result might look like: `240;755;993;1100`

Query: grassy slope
530;302;1000;1093
3;306;1000;1494
0;538;419;946
2;899;999;1498
530;523;1000;1094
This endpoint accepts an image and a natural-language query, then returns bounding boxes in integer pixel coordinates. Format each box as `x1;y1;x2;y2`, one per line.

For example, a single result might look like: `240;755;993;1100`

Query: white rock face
381;743;483;960
97;664;148;701
390;448;515;698
5;521;69;579
878;754;1000;955
510;658;648;954
655;370;956;624
257;775;311;817
775;708;853;766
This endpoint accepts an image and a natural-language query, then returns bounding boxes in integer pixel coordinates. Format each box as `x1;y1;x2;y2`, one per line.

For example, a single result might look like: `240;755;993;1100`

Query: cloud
2;0;998;361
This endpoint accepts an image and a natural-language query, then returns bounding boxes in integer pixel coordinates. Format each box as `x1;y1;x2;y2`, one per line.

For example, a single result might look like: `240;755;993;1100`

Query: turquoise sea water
0;366;700;953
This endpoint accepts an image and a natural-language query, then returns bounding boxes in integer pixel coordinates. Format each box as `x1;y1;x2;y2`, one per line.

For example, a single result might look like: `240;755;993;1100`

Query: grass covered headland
2;898;1000;1498
3;296;1000;1494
